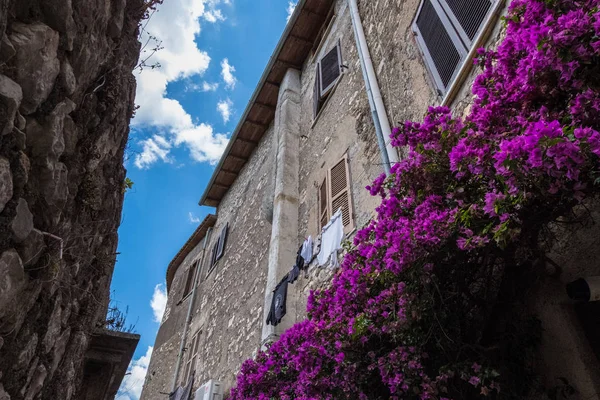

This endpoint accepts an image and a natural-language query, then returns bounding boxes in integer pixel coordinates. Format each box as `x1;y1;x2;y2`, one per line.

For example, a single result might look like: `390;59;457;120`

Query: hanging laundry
288;263;300;284
300;236;313;267
266;276;289;326
169;372;194;400
316;209;344;268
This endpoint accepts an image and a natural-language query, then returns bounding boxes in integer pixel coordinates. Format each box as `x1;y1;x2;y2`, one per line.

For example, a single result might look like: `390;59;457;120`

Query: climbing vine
230;0;600;398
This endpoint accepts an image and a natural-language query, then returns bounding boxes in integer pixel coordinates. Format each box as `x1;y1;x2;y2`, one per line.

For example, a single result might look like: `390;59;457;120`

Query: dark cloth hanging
287;263;300;284
266;276;289;326
169;372;194;400
295;245;305;270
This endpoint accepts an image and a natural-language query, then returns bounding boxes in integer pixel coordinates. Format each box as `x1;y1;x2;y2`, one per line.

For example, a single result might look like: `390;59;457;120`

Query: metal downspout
348;0;398;174
170;227;213;392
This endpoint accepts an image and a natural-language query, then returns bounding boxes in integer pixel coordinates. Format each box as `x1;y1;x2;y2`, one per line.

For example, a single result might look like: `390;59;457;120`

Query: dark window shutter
211;241;218;267
182;262;197;298
319;42;342;96
319;178;329;230
329;155;354;232
216;223;228;261
313;65;321;118
439;0;493;44
414;0;467;93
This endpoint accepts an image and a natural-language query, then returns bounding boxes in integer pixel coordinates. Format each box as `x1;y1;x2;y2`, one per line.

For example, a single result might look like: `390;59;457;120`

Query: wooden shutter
183;331;200;384
319;178;329;230
413;0;468;94
182;261;197;299
313;65;321;118
318;42;342;97
438;0;493;45
216;223;228;261
328;155;354;233
210;241;218;267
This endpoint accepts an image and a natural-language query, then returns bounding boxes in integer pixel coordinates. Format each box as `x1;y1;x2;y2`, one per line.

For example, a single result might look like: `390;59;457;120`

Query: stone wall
0;0;143;398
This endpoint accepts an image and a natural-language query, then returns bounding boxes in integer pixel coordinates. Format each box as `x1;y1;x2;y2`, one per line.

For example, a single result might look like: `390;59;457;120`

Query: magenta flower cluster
230;0;600;398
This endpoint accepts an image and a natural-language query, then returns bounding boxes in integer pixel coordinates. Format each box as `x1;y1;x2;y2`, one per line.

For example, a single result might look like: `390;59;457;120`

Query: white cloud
220;58;237;90
204;9;225;22
287;1;298;21
189;212;201;224
117;346;153;400
132;0;230;169
217;98;233;123
134;135;172;169
185;81;219;92
150;284;168;324
175;123;230;165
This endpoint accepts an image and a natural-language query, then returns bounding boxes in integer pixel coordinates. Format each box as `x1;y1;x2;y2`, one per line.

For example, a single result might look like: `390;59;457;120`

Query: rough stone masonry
0;0;144;398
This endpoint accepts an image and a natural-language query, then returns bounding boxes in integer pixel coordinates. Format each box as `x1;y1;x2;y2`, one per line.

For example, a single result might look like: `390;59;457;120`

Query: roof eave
198;0;309;207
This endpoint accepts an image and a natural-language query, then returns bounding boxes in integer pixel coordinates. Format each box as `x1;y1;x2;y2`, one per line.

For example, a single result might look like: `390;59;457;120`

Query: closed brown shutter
319;178;329;230
216;223;228;260
313;65;321;118
318;41;342;97
183;331;201;384
328;155;354;233
182;261;197;299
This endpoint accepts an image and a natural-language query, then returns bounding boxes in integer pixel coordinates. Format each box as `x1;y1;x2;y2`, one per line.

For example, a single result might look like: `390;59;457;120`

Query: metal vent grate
443;0;492;40
416;0;462;88
320;45;341;94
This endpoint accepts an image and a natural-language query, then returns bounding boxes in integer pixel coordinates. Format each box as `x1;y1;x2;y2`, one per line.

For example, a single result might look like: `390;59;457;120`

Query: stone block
9;22;60;115
0;384;9;400
0;34;15;63
23;364;47;400
0;74;23;136
16;333;38;369
0;249;24;316
18;229;45;267
11;198;34;243
0;156;12;213
60;59;76;95
43;296;62;354
25;99;75;160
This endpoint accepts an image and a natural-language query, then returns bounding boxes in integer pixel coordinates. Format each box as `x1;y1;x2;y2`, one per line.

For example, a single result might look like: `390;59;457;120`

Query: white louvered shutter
329;155;354;233
438;0;494;46
413;0;496;95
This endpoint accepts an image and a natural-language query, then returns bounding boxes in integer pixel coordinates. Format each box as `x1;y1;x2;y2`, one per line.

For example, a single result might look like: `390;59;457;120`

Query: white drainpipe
348;0;399;171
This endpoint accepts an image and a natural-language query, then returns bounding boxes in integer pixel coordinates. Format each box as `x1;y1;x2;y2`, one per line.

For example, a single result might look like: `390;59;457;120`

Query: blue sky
113;1;298;398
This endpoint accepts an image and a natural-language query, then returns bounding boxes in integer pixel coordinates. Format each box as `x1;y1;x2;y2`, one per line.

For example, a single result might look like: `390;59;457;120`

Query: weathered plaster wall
144;0;600;398
141;126;276;399
0;0;142;398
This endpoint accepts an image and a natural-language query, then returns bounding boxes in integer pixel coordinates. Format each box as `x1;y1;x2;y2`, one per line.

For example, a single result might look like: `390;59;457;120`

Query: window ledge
178;292;193;306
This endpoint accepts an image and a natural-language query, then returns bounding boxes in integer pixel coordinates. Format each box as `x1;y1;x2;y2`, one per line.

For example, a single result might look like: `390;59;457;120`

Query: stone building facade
141;0;600;398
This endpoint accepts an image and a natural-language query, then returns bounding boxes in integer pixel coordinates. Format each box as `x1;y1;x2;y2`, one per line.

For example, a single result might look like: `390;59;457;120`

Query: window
207;223;229;274
181;261;198;300
182;330;200;385
319;155;354;233
313;41;343;118
413;0;496;95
